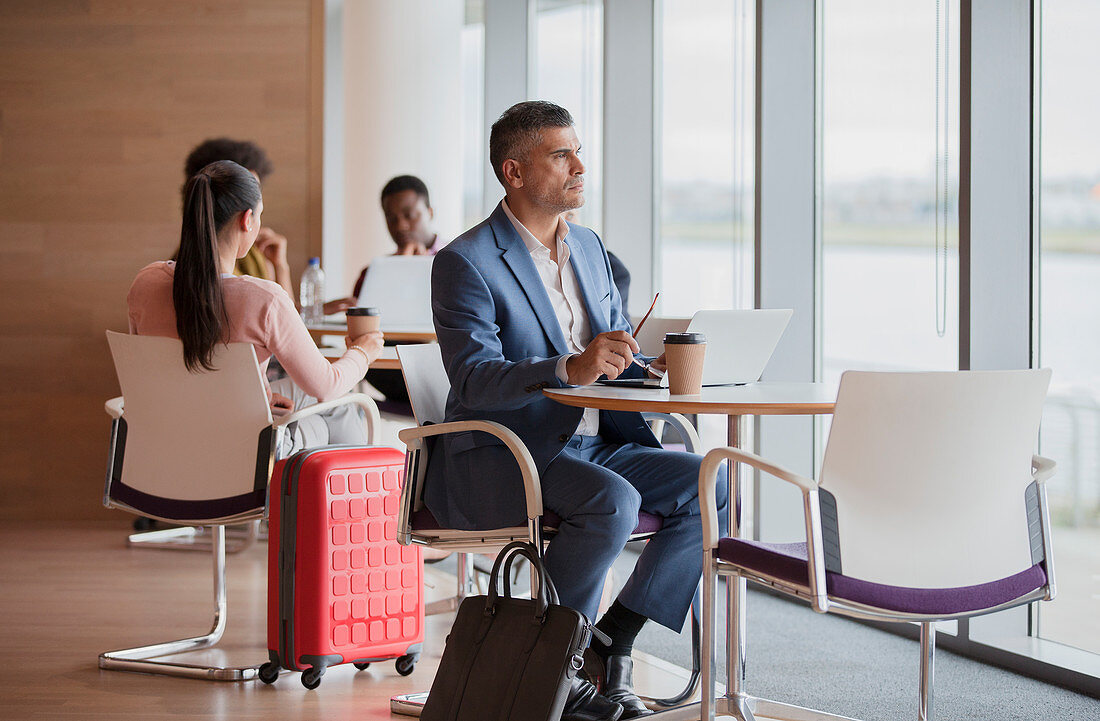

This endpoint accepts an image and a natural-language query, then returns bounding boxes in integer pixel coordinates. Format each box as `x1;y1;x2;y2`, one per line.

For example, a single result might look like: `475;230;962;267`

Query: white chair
394;343;704;707
99;331;379;681
697;369;1056;721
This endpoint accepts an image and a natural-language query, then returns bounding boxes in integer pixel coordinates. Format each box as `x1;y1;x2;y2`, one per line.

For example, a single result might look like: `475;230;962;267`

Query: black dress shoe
561;675;623;721
602;654;652;718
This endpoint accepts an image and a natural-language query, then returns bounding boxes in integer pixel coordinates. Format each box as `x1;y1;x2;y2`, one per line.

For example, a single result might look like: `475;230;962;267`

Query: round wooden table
306;322;436;345
319;344;402;370
545;382;837;720
311;324;436;371
544;381;836;535
544;382;836;447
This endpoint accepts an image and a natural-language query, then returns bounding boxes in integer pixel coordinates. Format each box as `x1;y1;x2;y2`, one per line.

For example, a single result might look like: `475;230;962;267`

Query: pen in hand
630;293;659;373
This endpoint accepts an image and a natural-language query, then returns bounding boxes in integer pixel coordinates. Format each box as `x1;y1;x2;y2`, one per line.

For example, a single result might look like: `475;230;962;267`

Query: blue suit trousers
541;435;729;631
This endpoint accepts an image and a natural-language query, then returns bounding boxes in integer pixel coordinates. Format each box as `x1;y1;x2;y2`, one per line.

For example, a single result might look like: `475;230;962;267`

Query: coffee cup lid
664;332;706;344
347;307;380;316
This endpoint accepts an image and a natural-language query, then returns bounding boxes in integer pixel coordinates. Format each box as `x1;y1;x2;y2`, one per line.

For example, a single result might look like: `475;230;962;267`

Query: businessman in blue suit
426;101;728;721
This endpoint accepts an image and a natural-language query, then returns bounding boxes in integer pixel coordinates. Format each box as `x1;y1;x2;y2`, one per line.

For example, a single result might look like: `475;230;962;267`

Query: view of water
659;237;1100;653
660;239;1100;512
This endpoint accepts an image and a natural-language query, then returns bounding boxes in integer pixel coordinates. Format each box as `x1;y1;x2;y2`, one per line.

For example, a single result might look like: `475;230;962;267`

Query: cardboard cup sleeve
664;332;706;395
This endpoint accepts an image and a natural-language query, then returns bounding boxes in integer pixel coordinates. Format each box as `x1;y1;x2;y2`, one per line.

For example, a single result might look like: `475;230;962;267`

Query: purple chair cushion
411;507;663;536
716;538;1047;615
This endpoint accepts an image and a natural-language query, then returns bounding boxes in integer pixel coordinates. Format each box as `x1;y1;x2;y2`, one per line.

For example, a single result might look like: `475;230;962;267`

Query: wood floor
0;521;694;720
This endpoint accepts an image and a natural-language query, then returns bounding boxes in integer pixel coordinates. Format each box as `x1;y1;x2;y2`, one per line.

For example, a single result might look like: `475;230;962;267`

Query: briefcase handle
485;541;559;621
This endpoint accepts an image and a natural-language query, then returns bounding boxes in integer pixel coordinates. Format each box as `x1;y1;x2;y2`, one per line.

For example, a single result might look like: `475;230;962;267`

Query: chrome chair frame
124;522;262;552
98;525;258;681
392;344;707;714
403;412;701;616
100;341;381;682
684;448;1057;721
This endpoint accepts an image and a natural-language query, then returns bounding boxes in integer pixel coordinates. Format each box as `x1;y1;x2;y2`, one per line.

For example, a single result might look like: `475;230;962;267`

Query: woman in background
127;160;383;451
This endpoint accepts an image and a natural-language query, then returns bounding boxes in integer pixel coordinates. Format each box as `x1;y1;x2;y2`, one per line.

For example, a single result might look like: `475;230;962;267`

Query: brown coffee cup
664;332;707;395
346;307;381;337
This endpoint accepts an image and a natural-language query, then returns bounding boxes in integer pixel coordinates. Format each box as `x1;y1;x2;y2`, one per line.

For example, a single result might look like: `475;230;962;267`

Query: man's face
381;189;434;250
516;125;585;215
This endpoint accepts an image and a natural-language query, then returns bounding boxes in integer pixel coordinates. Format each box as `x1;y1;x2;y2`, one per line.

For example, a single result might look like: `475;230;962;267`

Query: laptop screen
355;255;436;333
686;309;792;385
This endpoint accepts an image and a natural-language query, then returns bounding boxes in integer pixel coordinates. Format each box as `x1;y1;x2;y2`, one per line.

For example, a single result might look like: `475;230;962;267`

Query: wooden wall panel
0;0;318;520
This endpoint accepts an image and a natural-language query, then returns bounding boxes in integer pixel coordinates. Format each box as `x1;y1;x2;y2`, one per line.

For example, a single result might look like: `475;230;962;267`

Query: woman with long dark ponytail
174;162;259;371
128;160;383;421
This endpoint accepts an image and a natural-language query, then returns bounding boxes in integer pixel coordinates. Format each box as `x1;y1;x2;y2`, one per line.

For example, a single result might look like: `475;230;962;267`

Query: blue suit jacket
424;202;660;529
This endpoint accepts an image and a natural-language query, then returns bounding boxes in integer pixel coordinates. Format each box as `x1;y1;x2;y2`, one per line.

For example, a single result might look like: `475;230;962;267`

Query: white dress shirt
501;199;599;437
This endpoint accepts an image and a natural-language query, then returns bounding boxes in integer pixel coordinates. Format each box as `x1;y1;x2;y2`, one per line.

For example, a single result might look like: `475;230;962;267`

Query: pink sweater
127;261;368;401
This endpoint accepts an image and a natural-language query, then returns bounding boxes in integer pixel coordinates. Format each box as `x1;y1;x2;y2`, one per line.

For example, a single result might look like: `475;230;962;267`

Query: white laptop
687;309;792;386
597;308;791;388
355;255;436;333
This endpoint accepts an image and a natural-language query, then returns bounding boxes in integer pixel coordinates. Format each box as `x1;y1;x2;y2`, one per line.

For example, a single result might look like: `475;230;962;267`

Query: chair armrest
399;420;542;520
273;393;381;445
641;412;700;453
1031;454;1058;601
706;446;817;494
105;397;124;419
699;446;815;550
1032;455;1056;484
698;446;829;612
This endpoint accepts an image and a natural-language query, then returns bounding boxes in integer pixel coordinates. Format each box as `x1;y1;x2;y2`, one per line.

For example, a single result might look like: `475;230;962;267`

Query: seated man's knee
605;484;642;541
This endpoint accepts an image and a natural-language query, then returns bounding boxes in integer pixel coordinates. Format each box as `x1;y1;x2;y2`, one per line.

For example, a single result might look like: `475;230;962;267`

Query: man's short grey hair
489;100;574;186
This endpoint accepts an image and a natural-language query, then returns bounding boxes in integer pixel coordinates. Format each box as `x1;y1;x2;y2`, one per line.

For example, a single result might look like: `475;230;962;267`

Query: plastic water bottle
299;257;325;325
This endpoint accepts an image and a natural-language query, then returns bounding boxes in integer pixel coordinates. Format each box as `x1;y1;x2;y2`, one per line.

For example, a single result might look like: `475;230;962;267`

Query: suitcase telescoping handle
484;541;557;620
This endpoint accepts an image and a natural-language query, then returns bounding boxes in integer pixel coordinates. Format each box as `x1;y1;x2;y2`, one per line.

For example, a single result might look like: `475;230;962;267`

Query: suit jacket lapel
490;204;570;356
565;231;610;337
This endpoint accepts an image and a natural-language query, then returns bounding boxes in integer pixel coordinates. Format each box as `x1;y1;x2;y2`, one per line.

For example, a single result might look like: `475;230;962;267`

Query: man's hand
647;353;667;377
346;330;385;364
270;392;294;417
565;330;640;386
324;297;357;315
255;228;289;268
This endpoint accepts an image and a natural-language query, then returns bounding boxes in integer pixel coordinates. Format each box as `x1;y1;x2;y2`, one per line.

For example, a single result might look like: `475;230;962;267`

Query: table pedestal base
647;695;859;720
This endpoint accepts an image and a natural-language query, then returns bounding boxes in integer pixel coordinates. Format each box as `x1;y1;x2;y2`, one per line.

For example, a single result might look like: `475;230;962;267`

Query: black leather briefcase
420;541;594;721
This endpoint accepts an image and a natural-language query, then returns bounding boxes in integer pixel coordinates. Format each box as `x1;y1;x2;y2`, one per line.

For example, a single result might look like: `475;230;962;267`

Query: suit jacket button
558;434;569;442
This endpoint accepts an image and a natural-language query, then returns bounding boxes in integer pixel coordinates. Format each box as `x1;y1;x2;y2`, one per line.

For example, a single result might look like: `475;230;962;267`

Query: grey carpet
429;549;1099;719
612;545;1099;721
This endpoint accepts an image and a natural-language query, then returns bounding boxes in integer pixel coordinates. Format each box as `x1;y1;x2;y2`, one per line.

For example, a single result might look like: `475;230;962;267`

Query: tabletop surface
320;344;401;370
544;381;837;415
307;322;436;343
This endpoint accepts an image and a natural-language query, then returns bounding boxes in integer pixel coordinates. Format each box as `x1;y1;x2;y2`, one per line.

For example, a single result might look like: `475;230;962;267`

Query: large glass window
532;0;603;233
821;0;959;383
820;4;962;639
1037;0;1100;655
461;0;485;231
658;0;754;317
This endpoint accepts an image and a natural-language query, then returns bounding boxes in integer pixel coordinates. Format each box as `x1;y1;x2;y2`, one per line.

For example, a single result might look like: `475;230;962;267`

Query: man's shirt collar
501;198;570;256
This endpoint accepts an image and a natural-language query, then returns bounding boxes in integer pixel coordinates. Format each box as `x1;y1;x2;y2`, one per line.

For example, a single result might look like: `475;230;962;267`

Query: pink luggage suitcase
259;445;423;689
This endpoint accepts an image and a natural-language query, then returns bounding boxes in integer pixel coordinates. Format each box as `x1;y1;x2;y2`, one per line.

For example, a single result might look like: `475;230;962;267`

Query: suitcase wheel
301;666;324;690
353;662;371;670
395;654;417;677
258;662;280;685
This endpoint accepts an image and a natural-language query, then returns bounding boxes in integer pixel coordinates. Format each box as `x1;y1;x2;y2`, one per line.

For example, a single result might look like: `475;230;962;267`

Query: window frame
470;0;1100;691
